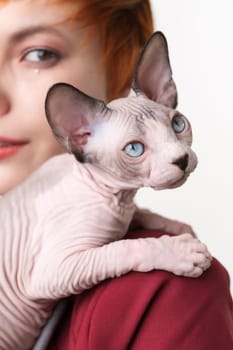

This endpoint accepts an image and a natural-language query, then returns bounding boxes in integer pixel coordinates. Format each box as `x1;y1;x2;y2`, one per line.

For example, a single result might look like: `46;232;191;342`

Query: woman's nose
0;94;10;116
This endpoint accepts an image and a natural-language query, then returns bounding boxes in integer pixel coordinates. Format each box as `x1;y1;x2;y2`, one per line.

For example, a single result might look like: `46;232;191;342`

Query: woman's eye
123;142;144;157
172;115;186;133
23;49;58;63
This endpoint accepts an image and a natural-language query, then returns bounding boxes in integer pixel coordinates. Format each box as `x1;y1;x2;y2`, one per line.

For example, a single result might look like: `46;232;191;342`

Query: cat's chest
1;155;136;258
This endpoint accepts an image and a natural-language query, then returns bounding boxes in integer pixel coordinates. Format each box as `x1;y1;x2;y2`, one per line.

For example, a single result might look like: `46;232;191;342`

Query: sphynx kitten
0;32;211;349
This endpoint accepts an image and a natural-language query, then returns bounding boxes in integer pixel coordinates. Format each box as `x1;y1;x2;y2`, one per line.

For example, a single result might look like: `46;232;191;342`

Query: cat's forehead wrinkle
108;95;170;125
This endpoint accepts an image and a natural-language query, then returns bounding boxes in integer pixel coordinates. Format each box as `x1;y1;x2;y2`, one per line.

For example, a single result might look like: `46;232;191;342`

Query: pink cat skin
0;32;211;349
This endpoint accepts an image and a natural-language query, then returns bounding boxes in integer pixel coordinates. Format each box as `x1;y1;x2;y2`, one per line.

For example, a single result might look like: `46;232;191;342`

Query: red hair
58;0;154;100
1;0;154;101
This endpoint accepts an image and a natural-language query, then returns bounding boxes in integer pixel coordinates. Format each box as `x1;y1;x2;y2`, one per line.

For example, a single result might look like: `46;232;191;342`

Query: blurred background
136;0;233;291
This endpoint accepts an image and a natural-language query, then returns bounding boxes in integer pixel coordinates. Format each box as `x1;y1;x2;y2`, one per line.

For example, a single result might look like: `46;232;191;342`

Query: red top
49;229;233;350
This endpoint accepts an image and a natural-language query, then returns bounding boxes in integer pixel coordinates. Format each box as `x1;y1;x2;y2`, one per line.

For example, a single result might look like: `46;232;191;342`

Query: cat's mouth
152;173;190;190
167;173;190;189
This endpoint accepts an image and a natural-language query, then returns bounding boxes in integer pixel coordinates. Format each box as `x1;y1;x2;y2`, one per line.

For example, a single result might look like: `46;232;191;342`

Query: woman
0;1;232;349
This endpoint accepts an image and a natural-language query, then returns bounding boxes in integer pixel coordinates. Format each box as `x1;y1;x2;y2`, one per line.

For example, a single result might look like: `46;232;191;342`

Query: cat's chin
152;174;190;191
167;174;190;189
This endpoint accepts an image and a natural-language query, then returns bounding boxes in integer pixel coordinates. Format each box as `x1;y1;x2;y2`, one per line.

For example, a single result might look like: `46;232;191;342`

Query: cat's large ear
132;31;177;108
45;83;107;161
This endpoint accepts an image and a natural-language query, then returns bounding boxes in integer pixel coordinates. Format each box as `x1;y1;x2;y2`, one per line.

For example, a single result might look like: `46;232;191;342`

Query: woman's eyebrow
9;25;66;43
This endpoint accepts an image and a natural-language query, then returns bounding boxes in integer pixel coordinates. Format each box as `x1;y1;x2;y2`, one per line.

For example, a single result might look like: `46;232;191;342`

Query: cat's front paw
156;233;212;277
136;234;212;278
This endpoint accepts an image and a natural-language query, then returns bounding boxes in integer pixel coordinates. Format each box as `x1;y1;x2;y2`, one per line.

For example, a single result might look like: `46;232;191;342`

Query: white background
136;0;233;291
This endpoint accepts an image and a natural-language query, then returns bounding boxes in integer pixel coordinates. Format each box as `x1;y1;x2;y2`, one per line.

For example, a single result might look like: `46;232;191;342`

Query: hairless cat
0;32;211;349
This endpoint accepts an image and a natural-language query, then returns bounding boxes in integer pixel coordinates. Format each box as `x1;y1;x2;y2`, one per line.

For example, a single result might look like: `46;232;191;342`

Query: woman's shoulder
34;153;77;181
3;154;78;204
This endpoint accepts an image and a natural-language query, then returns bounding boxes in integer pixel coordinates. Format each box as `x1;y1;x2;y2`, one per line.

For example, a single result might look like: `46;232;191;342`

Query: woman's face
0;1;107;194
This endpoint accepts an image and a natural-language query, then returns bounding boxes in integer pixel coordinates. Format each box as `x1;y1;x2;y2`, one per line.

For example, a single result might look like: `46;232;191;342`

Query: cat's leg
25;233;211;300
132;207;196;236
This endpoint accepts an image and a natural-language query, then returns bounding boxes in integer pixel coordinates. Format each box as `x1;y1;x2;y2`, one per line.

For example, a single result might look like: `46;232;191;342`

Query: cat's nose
172;154;189;171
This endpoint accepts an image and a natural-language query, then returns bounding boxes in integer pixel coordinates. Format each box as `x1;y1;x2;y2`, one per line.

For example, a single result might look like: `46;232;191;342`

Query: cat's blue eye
172;115;186;133
124;142;144;157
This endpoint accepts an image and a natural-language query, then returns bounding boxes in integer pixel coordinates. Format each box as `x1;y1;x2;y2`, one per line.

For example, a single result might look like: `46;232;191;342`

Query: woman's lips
0;137;29;160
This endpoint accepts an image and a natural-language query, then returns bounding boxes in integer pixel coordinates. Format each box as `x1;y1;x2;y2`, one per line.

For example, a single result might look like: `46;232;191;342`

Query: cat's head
45;31;197;190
